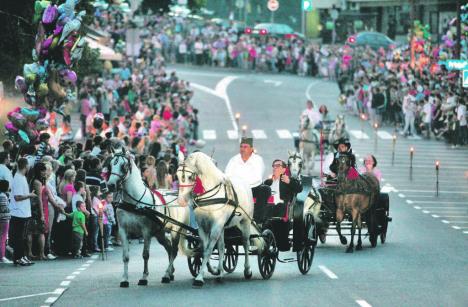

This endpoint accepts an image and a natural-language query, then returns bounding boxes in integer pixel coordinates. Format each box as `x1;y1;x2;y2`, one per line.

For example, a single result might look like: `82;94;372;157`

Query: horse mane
188;151;225;182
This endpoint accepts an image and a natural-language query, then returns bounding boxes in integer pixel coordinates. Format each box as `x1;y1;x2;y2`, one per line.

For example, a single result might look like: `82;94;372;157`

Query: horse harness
178;162;240;227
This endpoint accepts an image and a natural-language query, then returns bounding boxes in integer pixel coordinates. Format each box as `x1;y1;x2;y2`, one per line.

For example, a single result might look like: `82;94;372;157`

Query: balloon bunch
15;0;86;110
412;20;431;54
5;107;49;145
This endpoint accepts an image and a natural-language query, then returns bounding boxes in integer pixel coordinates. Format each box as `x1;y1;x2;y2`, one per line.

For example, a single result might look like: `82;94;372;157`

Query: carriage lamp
235;112;240;124
435;161;440;197
391;134;396;166
360;113;367;137
242;125;247;136
373;123;378;152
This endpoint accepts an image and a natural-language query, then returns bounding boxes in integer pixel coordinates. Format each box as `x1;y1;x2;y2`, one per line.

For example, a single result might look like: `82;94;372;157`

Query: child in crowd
0;180;12;263
102;193;116;251
67;201;88;259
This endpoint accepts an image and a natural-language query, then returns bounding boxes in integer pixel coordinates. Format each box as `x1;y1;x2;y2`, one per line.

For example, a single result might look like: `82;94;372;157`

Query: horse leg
241;220;252;279
215;231;225;282
310;148;316;174
356;214;363;251
168;232;180;281
193;227;220;288
155;230;174;284
138;232;151;286
119;228;130;288
335;207;347;245
346;209;358;253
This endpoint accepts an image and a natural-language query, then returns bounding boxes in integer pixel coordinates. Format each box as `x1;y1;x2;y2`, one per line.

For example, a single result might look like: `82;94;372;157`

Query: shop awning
84;37;123;61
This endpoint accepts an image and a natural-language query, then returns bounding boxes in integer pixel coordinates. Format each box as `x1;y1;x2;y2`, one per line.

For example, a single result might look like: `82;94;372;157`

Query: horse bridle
288;153;303;178
110;153;132;188
177;163;197;188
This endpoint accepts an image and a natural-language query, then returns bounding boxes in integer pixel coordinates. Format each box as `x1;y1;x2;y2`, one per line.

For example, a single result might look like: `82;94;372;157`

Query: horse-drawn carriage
297;175;391;250
107;145;318;288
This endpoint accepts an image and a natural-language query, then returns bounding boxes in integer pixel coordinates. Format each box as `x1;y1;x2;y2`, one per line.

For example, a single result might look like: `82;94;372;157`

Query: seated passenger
263;159;303;219
358;154;382;182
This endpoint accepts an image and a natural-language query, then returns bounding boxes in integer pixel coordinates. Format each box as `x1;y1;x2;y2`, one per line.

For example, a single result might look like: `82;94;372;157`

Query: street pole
435;161;440;197
301;9;305;37
456;0;462;89
410;146;414;181
391;133;396;166
271;11;275;23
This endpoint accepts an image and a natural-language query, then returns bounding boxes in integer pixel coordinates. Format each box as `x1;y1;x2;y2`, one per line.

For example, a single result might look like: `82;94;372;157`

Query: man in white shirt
401;90;416;137
9;158;36;265
301;100;321;129
0;152;13;188
456;98;467;147
225;138;270;221
422;97;433;139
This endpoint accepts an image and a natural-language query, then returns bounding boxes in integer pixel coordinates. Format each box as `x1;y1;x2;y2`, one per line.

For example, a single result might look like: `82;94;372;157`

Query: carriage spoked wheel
368;210;378;248
222;244;239;273
257;229;278;280
187;239;202;277
380;216;389;244
297;213;317;275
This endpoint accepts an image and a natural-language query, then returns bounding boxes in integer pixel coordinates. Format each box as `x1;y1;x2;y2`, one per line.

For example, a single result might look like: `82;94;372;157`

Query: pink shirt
80;98;92;116
358;166;382;182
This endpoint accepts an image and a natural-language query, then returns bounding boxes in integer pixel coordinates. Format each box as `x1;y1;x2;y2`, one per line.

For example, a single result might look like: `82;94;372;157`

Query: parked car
252;23;304;39
346;32;396;50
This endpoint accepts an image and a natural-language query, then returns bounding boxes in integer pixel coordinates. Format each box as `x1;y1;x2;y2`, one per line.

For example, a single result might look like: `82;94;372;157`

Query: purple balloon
53;24;64;36
65;70;77;84
42;5;58;25
5;122;19;134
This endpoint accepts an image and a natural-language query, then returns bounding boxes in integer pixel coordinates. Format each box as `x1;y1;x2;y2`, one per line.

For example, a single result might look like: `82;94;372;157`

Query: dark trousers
9;216;29;261
72;232;83;256
252;185;271;222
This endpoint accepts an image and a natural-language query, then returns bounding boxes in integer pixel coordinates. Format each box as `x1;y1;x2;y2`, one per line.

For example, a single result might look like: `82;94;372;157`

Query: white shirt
301;108;321;127
225;153;265;188
90;146;101;156
323;152;335;175
422;102;432;124
9;172;31;218
0;164;13;187
457;104;467;126
270;179;281;204
71;193;84;212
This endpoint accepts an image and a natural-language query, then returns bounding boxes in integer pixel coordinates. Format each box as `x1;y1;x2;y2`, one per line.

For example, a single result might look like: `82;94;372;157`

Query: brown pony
335;154;380;253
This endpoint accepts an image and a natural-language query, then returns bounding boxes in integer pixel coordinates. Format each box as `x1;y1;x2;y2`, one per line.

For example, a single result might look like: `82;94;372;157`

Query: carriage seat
253;194;290;224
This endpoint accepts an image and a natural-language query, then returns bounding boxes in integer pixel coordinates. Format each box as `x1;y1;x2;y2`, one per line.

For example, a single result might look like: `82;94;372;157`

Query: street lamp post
98;202;106;261
391;133;396;166
360;113;366;139
242;125;247;137
410;146;414;180
373;123;378;152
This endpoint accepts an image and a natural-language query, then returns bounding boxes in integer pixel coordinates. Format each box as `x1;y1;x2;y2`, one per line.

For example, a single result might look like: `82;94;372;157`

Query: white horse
287;150;303;180
328;115;350;149
299;117;319;175
107;142;192;288
176;151;261;288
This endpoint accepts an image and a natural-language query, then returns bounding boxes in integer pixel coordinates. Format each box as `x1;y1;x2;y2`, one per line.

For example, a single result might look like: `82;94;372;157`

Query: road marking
276;129;293;139
60;281;71;286
431;214;439;218
66;275;76;280
411;206;466;209
305;80;322;100
72;271;81;275
78;267;87;271
91;255;98;260
190;83;221;98
398;190;468;194
435;215;468;218
215;76;239;130
202;130;217;140
381;184;398;193
252;129;267;139
422;210;430;214
452;226;461;230
318;265;338;279
350;130;370;139
264;79;282;87
414;206;421;209
464;231;468;234
442;220;450;224
83;263;91;267
356;299;372;307
0;292;56;302
227;130;238;140
406;200;414;204
377;131;393;139
86;260;94;264
398;193;405;198
409;201;467;204
45;297;58;304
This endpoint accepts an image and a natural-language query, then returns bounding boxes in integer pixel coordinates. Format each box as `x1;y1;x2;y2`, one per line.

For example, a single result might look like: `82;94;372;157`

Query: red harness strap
152;189;166;205
193;177;205;195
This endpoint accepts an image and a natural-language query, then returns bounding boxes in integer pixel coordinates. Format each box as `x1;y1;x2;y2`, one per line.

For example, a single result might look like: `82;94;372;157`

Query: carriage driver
323;137;358;180
225;137;271;221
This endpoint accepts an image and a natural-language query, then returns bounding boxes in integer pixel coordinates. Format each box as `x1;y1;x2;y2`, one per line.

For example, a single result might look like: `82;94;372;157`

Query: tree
140;0;171;14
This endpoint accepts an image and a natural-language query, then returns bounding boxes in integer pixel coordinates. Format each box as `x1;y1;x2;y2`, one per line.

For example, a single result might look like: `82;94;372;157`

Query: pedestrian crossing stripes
349;130;370;139
276;129;293;139
227;130;238;140
202;130;217;140
251;129;267;139
377;130;394;140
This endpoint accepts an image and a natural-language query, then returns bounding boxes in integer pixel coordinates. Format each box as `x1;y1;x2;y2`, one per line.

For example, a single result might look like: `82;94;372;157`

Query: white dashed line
377;131;393;139
441;220;450;224
72;271;81;275
318;265;338;279
406;200;414;204
452;226;461;230
60;281;71;286
86;260;94;264
356;299;372;307
398;193;405;198
350;130;370;139
202;130;217;140
227;130;238;140
414;206;421;209
66;275;76;280
431;214;439;218
422;210;430;214
83;263;91;267
251;129;267;139
276;129;293;139
78;267;87;271
464;231;468;234
45;297;57;304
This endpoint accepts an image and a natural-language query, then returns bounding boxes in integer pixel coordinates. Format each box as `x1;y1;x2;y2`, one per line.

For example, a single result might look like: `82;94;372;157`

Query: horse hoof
244;269;252;280
346;247;354;253
356;244;363;251
319;234;327;244
120;281;129;288
340;236;348;245
138;279;148;286
192;280;204;288
161;277;170;284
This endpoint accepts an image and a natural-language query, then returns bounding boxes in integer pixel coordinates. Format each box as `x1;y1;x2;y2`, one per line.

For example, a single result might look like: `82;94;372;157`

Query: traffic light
244;27;252;34
302;0;313;12
259;29;268;35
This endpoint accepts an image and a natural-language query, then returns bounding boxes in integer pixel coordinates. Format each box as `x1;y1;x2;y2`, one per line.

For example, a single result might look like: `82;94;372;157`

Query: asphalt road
1;66;467;307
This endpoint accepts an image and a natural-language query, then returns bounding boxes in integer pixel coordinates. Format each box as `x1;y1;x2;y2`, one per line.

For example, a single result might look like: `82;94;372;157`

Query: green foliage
140;0;171;14
188;0;207;12
74;44;103;84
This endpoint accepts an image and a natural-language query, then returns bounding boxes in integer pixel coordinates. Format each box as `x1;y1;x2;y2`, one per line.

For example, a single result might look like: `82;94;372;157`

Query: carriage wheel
380;217;388;244
222;244;239;273
297;214;317;275
187;239;202;277
368;211;378;248
257;229;278;280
